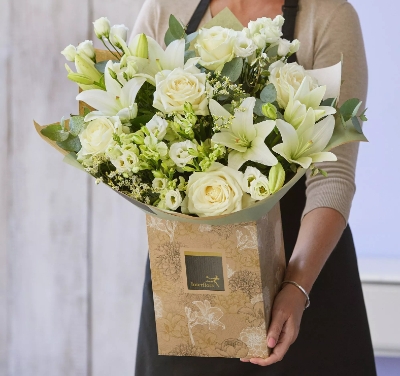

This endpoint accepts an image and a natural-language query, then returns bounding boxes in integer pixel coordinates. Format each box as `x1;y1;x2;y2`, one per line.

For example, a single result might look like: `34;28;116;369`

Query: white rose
245;15;284;49
153;65;210;115
152;178;168;192
61;44;77;62
269;61;318;108
165;189;183;211
79;117;119;155
110;24;129;48
77;40;96;61
169;140;197;168
242;166;264;193
93;17;111;38
289;39;300;54
146;115;168;140
277;39;291;57
249;176;271;201
234;32;257;58
195;26;236;71
185;163;244;217
110;144;140;173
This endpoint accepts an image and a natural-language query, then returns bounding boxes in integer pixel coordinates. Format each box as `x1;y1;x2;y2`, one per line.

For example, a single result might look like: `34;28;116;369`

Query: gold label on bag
182;249;227;293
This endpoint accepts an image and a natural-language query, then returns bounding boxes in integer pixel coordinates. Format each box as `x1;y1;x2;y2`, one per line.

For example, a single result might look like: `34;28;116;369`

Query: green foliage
164;29;175;47
254;98;265;117
321;98;336;107
95;60;117;74
130;114;153;131
165;15;185;45
221;58;243;82
351;116;363;134
69;116;85;136
184;50;196;63
40;123;69;142
340;98;362;122
57;134;81;153
266;45;279;57
260;84;277;103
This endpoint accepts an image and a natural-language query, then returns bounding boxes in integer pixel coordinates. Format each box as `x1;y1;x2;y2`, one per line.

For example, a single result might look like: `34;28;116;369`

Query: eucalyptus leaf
221;57;243;82
223;104;234;114
69;116;85;136
267;45;279;57
184;50;196;63
169;15;185;39
185;32;198;44
325;117;368;151
260;84;277;103
95;60;117;74
40;124;69;142
164;29;176;46
321;98;336;107
351;116;363;134
130;114;153;129
57;134;82;153
254;98;265;117
340;98;362;122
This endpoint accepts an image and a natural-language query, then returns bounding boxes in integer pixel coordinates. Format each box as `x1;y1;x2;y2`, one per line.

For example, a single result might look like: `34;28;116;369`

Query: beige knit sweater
131;0;368;222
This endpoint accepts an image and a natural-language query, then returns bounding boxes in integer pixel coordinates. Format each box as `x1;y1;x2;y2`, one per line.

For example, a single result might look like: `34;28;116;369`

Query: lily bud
131;132;144;145
67;73;95;85
152;170;165;179
268;163;285;194
262;103;278;120
93;17;111;39
61;45;77;62
75;54;102;82
77;40;96;61
130;33;149;59
289;39;300;54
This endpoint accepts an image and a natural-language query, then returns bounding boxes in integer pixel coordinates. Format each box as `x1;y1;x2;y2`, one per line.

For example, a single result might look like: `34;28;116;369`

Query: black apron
135;1;377;374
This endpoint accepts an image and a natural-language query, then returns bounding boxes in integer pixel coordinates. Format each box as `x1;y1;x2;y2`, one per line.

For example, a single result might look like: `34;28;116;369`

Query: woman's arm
242;1;368;366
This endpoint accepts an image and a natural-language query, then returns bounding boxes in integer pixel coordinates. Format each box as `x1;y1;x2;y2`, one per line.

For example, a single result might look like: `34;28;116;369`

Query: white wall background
0;0;399;375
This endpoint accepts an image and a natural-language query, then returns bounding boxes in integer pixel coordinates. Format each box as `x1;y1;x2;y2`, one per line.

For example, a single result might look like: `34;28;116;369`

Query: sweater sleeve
303;2;368;222
130;0;162;42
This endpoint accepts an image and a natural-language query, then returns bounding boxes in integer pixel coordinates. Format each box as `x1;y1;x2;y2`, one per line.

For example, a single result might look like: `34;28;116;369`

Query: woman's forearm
283;207;347;294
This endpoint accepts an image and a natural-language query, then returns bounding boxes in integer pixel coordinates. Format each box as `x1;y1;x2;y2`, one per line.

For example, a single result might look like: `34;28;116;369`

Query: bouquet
38;10;367;225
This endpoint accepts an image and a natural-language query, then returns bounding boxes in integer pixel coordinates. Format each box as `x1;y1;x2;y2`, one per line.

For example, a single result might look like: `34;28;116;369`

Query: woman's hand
240;283;306;366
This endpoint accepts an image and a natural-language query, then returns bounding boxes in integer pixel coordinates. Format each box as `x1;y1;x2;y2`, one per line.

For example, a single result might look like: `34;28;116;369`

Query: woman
132;0;377;374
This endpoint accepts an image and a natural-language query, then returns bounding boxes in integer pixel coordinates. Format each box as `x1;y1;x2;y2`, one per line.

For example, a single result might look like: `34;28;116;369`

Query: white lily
210;97;278;170
76;61;146;123
284;76;336;129
273;108;337;169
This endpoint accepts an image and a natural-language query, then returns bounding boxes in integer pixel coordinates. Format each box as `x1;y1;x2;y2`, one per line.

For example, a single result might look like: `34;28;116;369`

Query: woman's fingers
266;307;287;349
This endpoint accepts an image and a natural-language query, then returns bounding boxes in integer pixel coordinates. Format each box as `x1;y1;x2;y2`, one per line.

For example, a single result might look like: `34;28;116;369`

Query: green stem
101;39;121;60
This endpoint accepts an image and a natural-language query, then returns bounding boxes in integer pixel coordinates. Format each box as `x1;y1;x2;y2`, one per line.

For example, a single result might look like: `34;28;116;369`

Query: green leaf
40;123;69;142
69;116;85;136
169;15;185;39
164;29;175;46
321;98;337;107
185;32;198;44
130;114;153;130
260;83;277;103
254;98;265;117
222;104;234;113
221;57;243;82
359;108;368;122
57;134;82;153
94;60;118;74
184;50;196;63
340;98;362;122
351;116;363;134
266;45;279;57
325;117;368;151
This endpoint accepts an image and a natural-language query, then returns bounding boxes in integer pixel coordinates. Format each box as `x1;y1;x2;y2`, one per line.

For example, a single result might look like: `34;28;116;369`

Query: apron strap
282;0;299;62
186;0;211;34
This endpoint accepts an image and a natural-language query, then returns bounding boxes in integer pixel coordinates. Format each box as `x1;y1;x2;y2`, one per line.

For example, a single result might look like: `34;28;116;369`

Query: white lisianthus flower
146;115;168;140
61;44;77;62
277;39;291;56
244;15;284;49
242;166;264;193
93;17;111;38
77;40;96;61
249;176;271;201
233;32;257;58
110;24;129;48
195;26;236;71
109;144;140;173
269;61;319;108
152;178;168;192
289;39;300;54
165;189;183;211
169;140;197;168
78;116;121;156
143;133;168;159
273;109;337;169
184;163;245;217
153;61;211;115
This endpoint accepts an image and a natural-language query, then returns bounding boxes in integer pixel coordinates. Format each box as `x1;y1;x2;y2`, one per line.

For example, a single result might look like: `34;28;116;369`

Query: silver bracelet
281;280;310;309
